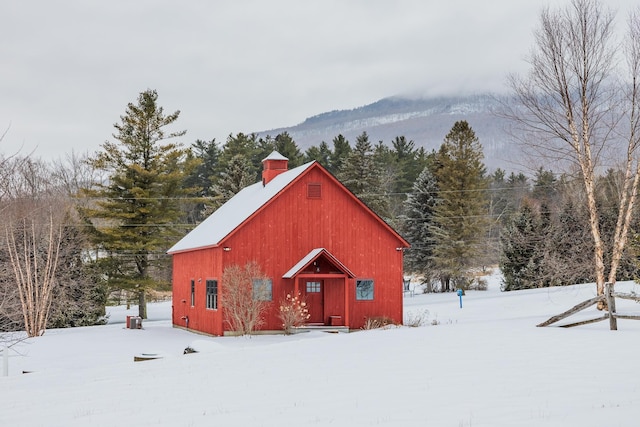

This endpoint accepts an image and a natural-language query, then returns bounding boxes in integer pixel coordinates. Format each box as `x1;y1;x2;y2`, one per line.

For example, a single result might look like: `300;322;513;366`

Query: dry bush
361;316;397;330
4;194;71;337
221;261;270;335
469;277;488;291
278;293;310;334
403;309;429;327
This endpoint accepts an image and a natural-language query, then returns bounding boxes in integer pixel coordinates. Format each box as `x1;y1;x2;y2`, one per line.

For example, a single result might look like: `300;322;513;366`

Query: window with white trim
252;278;273;301
356;279;374;300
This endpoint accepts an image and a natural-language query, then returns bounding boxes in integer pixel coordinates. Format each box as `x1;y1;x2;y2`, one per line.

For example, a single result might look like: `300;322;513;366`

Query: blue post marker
457;289;463;308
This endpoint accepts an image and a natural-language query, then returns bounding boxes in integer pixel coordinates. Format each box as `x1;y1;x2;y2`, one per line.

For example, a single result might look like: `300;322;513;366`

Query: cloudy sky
1;0;638;159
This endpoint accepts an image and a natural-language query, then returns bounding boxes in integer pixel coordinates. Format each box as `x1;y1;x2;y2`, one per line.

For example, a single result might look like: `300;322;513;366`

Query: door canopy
282;248;355;279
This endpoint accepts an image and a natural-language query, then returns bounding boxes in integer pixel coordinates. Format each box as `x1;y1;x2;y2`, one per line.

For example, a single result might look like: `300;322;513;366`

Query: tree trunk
138;290;147;319
581;171;606;298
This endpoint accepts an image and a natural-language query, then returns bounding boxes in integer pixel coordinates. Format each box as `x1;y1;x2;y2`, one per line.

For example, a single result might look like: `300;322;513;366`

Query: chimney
261;151;289;185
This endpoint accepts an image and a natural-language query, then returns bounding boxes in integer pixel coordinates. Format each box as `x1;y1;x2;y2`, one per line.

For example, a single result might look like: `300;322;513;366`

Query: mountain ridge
257;93;521;172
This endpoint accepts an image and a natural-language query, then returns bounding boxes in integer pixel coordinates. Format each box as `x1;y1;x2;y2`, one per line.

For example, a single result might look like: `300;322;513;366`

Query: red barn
168;151;409;335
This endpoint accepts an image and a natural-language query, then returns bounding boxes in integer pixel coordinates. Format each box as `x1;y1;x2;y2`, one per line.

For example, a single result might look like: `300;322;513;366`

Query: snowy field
2;271;640;426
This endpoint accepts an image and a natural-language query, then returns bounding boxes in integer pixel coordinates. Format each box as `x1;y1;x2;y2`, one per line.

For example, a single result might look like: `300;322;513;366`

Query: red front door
303;280;324;324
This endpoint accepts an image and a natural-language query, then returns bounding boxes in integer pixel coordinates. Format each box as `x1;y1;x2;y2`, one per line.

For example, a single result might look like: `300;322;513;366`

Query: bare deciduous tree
5;206;63;337
0;153;105;335
505;0;640;306
221;261;271;335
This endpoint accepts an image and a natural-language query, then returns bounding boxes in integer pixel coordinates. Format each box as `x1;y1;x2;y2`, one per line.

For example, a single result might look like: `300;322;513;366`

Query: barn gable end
170;151;409;335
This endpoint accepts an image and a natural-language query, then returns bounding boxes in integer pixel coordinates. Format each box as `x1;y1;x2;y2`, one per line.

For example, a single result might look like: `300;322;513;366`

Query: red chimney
262;151;289;185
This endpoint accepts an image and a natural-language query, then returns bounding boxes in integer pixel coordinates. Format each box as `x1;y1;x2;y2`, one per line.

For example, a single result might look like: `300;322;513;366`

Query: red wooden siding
171;162;408;334
172;247;225;336
217;165;405;330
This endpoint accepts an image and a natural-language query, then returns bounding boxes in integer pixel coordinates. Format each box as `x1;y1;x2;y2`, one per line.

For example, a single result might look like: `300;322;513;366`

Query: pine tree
500;201;541;291
219;133;260;181
329;134;351;175
209;154;254;211
431;121;489;291
402;166;438;281
337;131;389;218
304;141;332;167
390;136;419;195
549;197;594;286
49;220;108;328
183;138;221;223
80;89;197;318
531;168;557;203
274;132;303;168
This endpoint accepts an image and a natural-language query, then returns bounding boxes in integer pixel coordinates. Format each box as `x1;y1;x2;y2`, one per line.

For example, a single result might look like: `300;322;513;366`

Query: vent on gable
307;183;322;199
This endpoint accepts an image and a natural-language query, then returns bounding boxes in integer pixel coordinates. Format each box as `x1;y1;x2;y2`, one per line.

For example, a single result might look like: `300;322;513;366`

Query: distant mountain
258;93;522;172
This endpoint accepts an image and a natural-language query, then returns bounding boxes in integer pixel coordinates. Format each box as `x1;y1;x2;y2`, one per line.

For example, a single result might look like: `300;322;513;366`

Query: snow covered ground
2;271;640;426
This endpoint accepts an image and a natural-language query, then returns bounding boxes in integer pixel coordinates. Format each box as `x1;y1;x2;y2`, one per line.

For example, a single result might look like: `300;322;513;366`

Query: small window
306;281;321;293
307;183;322;199
190;280;195;307
206;279;218;309
356;279;374;300
252;278;273;301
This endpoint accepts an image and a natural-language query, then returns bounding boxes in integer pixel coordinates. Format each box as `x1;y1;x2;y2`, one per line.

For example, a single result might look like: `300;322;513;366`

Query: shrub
222;262;270;335
361;316;396;330
404;309;429;327
278;293;310;334
471;277;488;291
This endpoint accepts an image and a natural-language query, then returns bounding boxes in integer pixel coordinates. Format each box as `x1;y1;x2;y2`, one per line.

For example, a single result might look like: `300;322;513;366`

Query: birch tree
506;0;640;305
5;204;63;337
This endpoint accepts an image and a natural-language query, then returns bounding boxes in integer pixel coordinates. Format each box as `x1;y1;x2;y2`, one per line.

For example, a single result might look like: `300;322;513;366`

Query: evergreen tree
431;121;489;290
337;131;389;218
80;89;197;318
329;134;351;175
219;133;260;181
390;136;419;195
386;136;424;225
500;201;541;291
254;135;277;177
274;132;303;168
402;166;438;281
49;220;108;328
183;138;221;223
596;170;639;281
549;197;594;286
531;168;557;203
414;147;431;172
209;154;254;210
304;141;332;167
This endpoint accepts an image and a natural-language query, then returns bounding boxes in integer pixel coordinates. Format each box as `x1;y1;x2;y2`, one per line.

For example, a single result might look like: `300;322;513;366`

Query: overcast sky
2;0;638;160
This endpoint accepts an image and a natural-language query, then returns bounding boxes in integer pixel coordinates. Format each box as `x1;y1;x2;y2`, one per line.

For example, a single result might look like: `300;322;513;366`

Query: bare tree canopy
505;0;640;301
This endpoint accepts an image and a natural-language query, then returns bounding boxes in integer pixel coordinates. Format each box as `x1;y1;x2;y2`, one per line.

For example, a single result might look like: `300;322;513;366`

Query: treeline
2;89;638;335
497;169;639;291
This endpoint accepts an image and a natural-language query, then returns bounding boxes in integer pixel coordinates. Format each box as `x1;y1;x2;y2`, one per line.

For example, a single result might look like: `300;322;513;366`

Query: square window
356;279;374;300
253;278;273;301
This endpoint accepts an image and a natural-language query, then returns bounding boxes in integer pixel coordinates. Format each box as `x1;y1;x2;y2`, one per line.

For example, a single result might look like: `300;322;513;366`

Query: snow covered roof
167;161;315;254
282;248;356;279
262;150;289;161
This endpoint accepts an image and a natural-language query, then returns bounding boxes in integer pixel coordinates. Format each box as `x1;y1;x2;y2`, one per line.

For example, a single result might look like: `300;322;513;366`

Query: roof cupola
261;151;289;185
